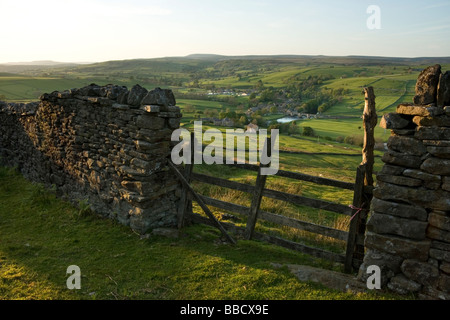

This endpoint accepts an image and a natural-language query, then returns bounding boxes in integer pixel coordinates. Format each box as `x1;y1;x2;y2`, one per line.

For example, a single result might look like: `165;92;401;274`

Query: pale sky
1;0;449;63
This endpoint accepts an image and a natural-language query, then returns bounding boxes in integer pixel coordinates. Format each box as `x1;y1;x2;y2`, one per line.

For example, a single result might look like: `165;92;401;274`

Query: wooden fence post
177;131;195;229
356;86;377;267
344;164;366;273
345;87;377;273
169;160;236;244
245;137;270;240
362;87;377;186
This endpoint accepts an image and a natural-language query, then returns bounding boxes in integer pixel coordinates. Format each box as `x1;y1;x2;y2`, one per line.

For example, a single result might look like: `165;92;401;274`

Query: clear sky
1;0;449;63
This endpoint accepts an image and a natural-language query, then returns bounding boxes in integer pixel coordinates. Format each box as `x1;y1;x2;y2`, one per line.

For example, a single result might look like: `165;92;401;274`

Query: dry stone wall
359;65;450;299
0;84;182;234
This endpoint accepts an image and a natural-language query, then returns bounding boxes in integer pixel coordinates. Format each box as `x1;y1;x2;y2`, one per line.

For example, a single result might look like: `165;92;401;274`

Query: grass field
0;76;134;102
0;166;406;300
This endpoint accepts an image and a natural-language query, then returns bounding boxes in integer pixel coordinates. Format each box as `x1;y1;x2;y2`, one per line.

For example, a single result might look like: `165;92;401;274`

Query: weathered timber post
344;87;377;273
362;86;377;185
177;131;195;229
169;160;236;244
359;87;377;259
245;137;271;240
345;164;366;273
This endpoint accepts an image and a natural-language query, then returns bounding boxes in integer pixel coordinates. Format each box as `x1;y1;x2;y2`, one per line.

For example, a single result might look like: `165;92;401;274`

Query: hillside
1;54;449;143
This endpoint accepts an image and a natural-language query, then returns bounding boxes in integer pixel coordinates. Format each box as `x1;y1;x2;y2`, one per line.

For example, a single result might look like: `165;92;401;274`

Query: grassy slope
0;166;404;300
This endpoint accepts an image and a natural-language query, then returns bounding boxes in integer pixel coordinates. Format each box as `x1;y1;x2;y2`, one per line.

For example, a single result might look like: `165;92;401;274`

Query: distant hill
185;54;450;65
185;54;229;61
2;54;450;77
0;61;81;74
2;60;80;66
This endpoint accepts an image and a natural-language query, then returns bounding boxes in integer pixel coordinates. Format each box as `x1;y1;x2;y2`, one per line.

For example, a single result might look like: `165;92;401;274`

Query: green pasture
0;77;85;102
290;118;391;141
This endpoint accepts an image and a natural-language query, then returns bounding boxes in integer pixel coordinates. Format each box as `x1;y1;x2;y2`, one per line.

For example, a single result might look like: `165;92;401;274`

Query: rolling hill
1;53;449;122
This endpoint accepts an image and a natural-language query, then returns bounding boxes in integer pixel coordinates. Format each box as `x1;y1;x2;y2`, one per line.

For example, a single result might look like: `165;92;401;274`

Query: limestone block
430;248;450;263
136;115;166;130
167;105;181;113
443;176;450;192
381;150;422;169
421;157;450;175
373;181;443;210
397;104;444;117
415;126;450;140
117;90;129;105
168;118;181;129
438;273;450;293
119;165;150;178
76;83;102;97
380;113;410;129
427;226;450;243
121;180;157;196
364;231;431;261
412;115;450;127
367;212;428;240
387;274;422;295
413;64;441;105
127;84;148;106
387;135;427;156
429;211;450;232
112;103;129;110
426;146;450;158
87;97;113;107
370;198;428;221
440;262;450;274
57;90;73;99
429;190;450;211
361;248;403;273
437;71;450;108
403;169;441;190
158;112;182;118
376;174;422;187
99;85;128;100
421;286;450;300
130;157;151;170
135;128;172;143
378;164;405;176
141;87;176;107
401;259;440;287
141;105;160;113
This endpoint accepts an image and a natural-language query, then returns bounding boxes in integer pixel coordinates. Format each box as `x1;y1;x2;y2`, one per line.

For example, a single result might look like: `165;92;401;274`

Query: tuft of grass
76;199;93;219
29;183;57;206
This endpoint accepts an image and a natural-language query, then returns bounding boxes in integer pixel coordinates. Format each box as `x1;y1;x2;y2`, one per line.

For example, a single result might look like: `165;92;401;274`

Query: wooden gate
170;87;377;273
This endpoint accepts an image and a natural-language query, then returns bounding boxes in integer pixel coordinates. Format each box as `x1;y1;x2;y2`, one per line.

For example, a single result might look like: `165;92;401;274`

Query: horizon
1;0;450;64
3;53;450;66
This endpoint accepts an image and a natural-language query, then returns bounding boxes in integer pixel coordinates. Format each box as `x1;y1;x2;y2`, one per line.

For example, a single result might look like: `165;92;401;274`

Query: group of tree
285;74;335;100
296;95;339;114
268;122;316;137
247;75;350;115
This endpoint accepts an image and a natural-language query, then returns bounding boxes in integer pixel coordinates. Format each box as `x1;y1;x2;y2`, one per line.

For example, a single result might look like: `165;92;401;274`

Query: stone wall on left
0;84;182;234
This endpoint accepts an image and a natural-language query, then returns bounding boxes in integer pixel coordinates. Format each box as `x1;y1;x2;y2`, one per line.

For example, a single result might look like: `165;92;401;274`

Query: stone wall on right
358;64;450;299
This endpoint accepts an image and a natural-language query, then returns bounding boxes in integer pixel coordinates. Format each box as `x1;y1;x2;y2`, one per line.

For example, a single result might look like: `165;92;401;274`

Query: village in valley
194;87;320;129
